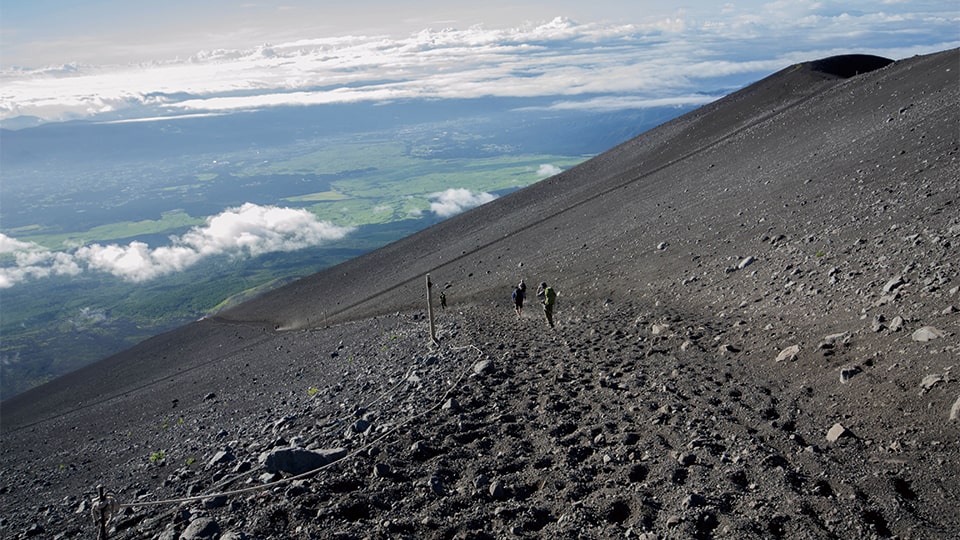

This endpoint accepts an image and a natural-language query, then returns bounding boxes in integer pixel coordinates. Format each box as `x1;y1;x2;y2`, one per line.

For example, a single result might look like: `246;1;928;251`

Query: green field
0;135;589;398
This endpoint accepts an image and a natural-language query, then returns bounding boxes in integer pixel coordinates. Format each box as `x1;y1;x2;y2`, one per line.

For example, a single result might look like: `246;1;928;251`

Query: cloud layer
0;203;354;287
2;5;956;123
429;189;498;218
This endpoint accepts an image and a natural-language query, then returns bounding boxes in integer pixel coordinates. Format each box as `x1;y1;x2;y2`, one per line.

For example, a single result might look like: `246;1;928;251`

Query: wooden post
426;274;438;345
96;485;109;540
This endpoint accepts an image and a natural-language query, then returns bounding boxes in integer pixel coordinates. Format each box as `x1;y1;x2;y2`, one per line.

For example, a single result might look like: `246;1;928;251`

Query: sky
0;1;958;287
2;1;957;124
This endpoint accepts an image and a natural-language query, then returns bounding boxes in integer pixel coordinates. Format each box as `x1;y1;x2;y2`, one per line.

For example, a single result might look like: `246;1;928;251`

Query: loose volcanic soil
1;49;958;539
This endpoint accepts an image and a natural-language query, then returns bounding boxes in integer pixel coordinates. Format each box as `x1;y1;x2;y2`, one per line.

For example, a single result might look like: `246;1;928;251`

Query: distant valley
0;97;699;397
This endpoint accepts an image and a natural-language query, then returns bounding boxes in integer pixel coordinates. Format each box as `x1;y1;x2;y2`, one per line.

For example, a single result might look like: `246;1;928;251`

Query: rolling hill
1;48;958;539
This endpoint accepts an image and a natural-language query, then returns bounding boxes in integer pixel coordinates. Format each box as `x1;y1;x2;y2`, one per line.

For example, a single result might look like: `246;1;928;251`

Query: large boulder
259;447;348;475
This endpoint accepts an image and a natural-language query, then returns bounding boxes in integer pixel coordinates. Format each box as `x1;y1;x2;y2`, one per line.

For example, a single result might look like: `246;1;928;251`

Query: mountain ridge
1;49;958;539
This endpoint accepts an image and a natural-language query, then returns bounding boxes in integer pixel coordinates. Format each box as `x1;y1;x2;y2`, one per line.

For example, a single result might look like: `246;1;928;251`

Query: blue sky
2;1;957;124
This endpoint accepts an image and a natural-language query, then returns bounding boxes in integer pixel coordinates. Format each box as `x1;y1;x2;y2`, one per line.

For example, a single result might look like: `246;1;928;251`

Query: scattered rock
889;316;905;332
207;449;235;468
871;314;886;332
181;518;220;540
441;398;461;412
260;447;348;475
651;323;671;335
840;366;862;384
883;276;906;293
373;463;392;478
912;326;945;342
738;256;756;270
776;345;801;362
821;332;850;346
950;396;960;421
826;423;852;442
473;360;494;375
920;374;944;393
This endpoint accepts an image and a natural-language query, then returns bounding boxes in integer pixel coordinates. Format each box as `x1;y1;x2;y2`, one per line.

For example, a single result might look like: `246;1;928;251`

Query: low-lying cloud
429;188;498;217
537;164;562;177
2;7;956;124
0;203;354;287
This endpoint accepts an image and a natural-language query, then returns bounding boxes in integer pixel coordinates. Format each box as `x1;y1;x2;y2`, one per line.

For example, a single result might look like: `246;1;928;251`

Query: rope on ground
101;341;483;519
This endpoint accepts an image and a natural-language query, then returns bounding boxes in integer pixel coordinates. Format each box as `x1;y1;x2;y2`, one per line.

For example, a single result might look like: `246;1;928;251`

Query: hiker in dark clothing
536;281;557;327
439;291;447;310
512;280;526;318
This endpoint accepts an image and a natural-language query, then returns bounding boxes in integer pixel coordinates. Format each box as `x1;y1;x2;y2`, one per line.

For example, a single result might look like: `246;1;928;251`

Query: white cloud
537;164;562;176
0;234;41;253
0;235;84;288
428;188;498;217
2;9;956;124
0;204;355;287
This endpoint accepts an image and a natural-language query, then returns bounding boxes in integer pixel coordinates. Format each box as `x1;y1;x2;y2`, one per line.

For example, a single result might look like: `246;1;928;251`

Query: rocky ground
2;49;958;539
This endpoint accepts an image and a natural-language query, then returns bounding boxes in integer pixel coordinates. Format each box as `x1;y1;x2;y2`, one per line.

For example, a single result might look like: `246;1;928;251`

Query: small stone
912;326;944;342
883;276;905;293
472;360;494;375
822;332;849;346
920;374;944;392
441;398;460;412
259;472;280;483
950;395;960;421
429;475;445;495
474;474;490;490
207;450;235;468
889;316;904;332
348;419;371;434
776;345;800;362
651;323;671;335
840;366;862;384
682;493;707;508
489;480;506;499
657;242;668;250
826;423;851;442
373;463;391;478
181;518;220;540
737;256;756;270
719;343;740;354
202;495;228;509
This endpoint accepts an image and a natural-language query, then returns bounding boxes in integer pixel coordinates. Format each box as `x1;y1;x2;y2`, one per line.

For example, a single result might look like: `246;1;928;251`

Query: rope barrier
93;339;485;535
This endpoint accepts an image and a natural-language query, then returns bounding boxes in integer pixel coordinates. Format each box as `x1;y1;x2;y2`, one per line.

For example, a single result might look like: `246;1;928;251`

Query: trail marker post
426;274;439;345
95;485;109;540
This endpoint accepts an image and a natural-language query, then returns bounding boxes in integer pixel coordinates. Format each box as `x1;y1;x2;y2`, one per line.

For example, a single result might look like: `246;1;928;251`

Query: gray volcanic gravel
1;49;958;539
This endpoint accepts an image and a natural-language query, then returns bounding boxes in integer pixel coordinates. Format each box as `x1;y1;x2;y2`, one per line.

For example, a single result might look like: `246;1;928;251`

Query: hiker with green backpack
536;282;557;327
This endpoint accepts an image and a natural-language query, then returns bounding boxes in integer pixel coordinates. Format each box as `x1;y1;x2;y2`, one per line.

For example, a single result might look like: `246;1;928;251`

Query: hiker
512;280;526;318
439;291;447;310
536;281;557;327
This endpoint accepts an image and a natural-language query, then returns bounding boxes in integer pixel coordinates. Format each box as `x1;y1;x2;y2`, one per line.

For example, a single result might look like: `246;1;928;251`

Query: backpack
543;287;556;306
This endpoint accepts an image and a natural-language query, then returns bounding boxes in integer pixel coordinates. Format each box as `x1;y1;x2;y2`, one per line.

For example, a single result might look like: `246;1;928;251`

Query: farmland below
0;98;694;397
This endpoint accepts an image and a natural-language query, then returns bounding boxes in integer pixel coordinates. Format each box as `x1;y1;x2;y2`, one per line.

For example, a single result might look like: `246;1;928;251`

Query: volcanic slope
1;49;958;539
